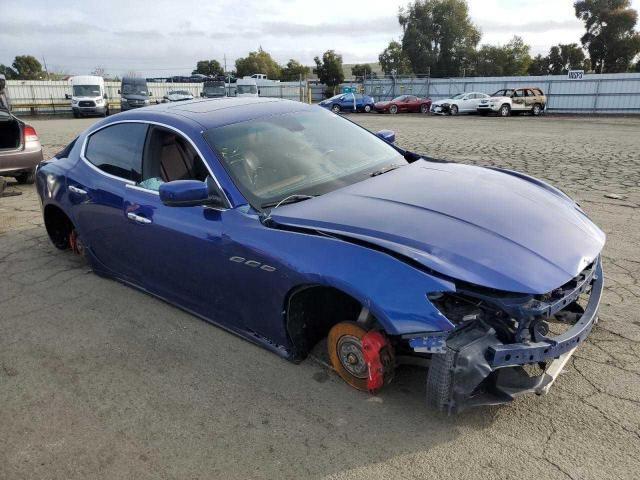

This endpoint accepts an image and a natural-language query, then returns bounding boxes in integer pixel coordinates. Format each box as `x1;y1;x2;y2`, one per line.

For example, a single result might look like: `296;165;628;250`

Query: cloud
479;19;582;34
260;17;400;37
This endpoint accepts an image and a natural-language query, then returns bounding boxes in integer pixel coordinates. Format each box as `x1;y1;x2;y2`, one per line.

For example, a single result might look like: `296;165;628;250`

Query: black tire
104;107;110;117
331;104;341;114
531;103;542;116
15;169;35;185
73;111;79;119
449;104;459;116
364;104;372;113
389;104;398;114
420;104;429;114
426;347;456;413
499;104;511;117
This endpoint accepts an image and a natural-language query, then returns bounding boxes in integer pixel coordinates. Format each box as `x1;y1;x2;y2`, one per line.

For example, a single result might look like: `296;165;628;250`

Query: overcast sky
1;0;639;77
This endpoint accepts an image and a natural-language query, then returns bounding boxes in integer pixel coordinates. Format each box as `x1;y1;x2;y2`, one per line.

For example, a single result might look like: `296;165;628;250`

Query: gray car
0;107;43;184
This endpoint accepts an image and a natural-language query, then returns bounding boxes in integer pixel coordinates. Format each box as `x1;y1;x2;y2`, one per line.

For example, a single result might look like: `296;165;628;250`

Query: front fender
233;213;457;336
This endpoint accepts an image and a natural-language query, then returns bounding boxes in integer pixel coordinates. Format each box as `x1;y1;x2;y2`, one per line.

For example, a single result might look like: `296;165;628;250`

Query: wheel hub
337;335;368;379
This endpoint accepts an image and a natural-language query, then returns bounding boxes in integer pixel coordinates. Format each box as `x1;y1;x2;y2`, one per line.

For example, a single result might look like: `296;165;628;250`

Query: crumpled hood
269;160;605;294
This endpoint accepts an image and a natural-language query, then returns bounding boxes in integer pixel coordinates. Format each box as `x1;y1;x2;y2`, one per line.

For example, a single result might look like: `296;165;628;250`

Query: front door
511;89;527;111
121;125;233;321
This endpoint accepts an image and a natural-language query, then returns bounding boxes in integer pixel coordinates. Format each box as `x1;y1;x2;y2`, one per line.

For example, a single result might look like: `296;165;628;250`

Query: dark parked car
36;98;605;413
374;95;432;114
319;93;375;113
0;106;43;184
119;76;152;111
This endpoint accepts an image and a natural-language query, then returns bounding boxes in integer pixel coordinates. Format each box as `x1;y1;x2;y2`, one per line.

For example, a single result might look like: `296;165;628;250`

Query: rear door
70;122;148;281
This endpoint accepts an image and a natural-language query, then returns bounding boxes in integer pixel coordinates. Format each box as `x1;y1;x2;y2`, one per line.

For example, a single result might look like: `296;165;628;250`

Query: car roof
116;97;314;130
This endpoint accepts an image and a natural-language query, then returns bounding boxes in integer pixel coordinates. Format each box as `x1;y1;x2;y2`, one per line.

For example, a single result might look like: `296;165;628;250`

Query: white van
236;77;259;97
67;75;109;117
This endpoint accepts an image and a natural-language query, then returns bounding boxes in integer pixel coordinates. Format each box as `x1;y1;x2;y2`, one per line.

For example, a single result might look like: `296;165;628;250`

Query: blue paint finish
36;98;606;361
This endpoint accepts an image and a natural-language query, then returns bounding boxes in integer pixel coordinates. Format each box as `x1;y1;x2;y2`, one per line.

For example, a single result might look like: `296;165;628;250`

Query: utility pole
42;55;50;80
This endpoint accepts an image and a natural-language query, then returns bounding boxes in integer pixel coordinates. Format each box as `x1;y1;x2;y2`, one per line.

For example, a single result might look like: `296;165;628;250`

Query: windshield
73;85;101;97
122;81;148;95
170;91;190;96
391;96;406;102
452;93;466;99
237;85;258;94
204;109;406;209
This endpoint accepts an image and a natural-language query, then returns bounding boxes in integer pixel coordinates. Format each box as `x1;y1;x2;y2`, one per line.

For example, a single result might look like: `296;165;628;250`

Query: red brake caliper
69;229;79;254
361;331;394;393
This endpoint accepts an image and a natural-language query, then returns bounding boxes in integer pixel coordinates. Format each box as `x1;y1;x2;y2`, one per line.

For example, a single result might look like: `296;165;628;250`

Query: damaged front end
409;257;603;413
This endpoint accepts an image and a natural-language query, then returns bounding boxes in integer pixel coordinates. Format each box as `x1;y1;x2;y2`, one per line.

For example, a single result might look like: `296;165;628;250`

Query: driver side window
138;126;209;191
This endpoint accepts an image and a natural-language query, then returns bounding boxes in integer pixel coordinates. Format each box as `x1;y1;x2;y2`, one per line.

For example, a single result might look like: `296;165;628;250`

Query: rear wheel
499;104;511;117
450;104;459;116
363;104;372;113
331;104;341;114
389;104;398;114
420;104;429;114
15;169;35;185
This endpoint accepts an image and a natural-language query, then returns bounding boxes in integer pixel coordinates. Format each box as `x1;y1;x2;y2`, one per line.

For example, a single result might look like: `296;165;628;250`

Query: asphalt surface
1;113;639;479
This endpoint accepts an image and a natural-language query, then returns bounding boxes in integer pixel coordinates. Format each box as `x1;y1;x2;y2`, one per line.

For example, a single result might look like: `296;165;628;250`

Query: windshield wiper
261;194;316;209
370;164;404;177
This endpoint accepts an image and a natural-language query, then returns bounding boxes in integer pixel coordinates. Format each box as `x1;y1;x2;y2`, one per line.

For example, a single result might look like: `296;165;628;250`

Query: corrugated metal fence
4;80;307;114
5;73;640;114
358;73;640;114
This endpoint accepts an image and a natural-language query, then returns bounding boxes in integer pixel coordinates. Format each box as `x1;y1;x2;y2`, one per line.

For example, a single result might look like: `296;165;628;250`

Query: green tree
528;54;550;75
378;40;413;76
399;0;480;77
350;63;372;78
11;55;44;79
313;50;344;95
281;59;310;81
575;0;640;73
548;43;586;74
0;64;17;79
473;36;531;76
235;48;282;79
192;59;223;76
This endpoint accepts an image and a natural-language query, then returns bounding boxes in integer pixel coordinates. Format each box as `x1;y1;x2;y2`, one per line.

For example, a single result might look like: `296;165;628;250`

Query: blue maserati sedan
36;97;605;412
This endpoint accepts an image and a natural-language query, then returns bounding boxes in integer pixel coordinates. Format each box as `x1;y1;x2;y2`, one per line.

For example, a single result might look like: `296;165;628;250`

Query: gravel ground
1;113;639;480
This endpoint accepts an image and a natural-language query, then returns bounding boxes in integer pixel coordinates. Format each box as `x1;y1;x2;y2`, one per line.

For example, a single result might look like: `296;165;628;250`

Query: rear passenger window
85;123;148;182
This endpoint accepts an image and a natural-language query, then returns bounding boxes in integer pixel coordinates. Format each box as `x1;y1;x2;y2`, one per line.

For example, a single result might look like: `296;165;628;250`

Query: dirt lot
1;113;639;480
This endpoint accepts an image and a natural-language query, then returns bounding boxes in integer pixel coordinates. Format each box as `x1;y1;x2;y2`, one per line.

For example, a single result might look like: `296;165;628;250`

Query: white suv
477;87;547;117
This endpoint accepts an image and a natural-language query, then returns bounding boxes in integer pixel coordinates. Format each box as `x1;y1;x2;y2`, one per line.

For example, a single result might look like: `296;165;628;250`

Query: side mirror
65;93;70;100
149;92;153;96
200;92;205;97
376;130;395;144
118;89;121;94
159;178;224;208
103;93;107;99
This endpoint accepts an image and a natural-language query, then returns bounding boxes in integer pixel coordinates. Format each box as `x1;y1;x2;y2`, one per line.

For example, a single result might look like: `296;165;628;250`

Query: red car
374;95;432;114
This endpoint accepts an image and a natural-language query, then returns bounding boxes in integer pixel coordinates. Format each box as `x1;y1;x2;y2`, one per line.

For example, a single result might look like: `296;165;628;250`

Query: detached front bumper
415;257;603;412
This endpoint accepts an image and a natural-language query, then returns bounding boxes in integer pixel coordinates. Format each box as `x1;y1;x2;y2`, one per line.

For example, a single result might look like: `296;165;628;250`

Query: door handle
69;185;87;195
127;212;152;224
